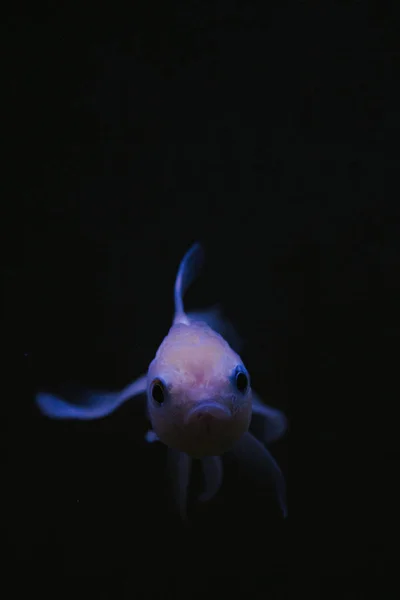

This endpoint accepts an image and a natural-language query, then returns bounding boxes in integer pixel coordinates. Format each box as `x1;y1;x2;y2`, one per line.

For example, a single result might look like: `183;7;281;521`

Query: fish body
147;320;252;458
36;243;287;519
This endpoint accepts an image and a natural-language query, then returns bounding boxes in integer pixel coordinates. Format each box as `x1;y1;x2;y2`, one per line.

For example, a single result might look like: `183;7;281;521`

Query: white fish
36;243;287;520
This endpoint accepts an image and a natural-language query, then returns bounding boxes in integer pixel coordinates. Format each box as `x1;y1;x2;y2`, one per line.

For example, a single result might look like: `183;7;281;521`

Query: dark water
3;3;397;597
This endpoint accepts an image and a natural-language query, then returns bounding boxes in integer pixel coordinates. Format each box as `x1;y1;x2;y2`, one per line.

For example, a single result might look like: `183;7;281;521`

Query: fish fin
251;393;288;443
117;375;148;403
36;374;147;420
144;429;160;443
168;448;192;522
187;304;243;352
231;431;287;518
174;242;204;319
198;455;223;503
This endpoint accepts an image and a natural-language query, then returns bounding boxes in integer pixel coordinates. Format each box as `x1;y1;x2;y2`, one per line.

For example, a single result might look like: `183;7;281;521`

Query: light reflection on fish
36;243;288;520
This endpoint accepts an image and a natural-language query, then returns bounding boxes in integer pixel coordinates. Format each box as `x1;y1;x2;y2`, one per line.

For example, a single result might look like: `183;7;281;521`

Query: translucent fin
198;456;223;503
36;374;147;420
167;448;192;522
174;242;204;319
117;375;148;403
187;305;243;353
145;429;160;443
251;393;288;444
231;431;287;518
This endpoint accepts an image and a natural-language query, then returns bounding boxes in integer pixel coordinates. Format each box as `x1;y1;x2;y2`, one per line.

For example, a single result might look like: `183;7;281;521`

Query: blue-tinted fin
251;393;288;444
198;455;223;503
117;375;148;403
145;429;160;443
36;374;147;420
231;431;287;518
167;448;192;522
174;242;204;320
187;305;243;353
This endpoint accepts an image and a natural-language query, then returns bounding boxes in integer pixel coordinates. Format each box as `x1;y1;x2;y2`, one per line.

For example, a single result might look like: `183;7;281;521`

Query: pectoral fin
36;375;147;420
251;393;288;443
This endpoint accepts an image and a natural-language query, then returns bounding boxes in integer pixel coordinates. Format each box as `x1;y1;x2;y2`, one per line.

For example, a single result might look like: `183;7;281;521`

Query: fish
36;243;288;520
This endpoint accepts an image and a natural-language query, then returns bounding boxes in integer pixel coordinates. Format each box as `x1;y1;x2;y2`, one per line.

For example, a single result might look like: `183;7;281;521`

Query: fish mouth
185;400;231;425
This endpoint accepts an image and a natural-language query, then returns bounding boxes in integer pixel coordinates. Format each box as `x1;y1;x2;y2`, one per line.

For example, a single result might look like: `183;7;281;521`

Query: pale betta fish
36;243;288;520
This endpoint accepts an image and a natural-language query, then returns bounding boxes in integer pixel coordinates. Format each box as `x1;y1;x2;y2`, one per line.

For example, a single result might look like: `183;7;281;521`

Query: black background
3;2;398;598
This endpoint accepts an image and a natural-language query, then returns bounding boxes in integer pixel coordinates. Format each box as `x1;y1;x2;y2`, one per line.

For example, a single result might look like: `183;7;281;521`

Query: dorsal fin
173;242;204;324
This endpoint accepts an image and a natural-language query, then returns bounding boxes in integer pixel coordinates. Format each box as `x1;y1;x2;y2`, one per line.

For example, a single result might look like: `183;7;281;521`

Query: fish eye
151;379;166;405
234;366;249;393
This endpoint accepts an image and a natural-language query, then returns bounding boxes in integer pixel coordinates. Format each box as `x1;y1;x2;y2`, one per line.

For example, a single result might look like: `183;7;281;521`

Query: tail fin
173;242;204;320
